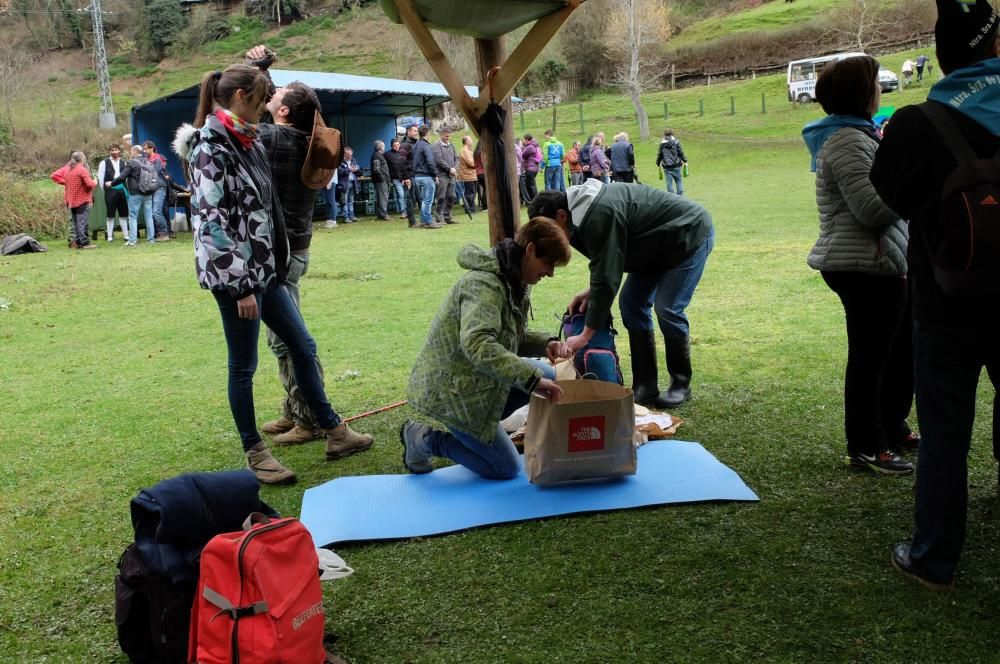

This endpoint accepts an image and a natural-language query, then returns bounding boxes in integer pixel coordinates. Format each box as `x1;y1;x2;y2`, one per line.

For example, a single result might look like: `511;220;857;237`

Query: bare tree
823;0;892;52
0;50;31;138
604;0;671;140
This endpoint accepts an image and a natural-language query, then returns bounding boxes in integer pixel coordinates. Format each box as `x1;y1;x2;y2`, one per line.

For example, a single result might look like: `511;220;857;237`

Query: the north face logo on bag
568;416;605;452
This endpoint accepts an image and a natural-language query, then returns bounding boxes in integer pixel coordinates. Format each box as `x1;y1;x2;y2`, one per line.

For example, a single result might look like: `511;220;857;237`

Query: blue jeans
391;179;406;214
907;318;1000;583
213;285;342;451
664;167;684;195
426;358;556;479
619;227;714;341
339;187;355;220
545;165;564;192
127;192;154;243
414;176;436;224
151;187;168;235
323;186;338;220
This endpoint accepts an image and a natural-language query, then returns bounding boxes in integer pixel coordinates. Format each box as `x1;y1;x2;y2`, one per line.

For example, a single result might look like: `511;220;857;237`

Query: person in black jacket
870;0;1000;591
370;139;391;220
108;145;156;245
656;129;688;195
385;138;408;218
398;124;420;226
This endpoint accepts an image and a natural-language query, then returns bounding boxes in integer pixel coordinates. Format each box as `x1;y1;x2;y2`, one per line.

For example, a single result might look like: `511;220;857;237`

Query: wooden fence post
520;110;525;133
578;102;584;135
699;99;704;117
670;63;676;90
761;93;766;114
551;105;557;133
663;101;668;120
730;96;735;115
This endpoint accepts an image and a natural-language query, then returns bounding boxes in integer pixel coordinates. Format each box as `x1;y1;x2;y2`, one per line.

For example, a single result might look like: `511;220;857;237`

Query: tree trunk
630;90;649;141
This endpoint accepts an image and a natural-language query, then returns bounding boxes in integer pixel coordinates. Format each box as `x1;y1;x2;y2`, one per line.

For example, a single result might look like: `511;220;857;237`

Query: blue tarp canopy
130;69;478;182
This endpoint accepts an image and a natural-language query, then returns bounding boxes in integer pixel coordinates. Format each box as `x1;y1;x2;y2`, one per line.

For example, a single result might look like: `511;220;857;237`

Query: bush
146;0;186;59
169;5;231;56
0;172;67;239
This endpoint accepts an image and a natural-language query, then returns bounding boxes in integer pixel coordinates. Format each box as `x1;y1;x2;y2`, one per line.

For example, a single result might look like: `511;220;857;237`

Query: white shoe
324;219;337;229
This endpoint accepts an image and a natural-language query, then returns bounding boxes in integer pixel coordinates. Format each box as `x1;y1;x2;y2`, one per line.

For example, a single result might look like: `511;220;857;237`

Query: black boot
627;330;672;410
663;335;692;407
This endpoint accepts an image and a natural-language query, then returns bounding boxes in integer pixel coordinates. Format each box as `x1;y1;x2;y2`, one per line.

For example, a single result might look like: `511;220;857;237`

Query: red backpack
188;514;326;664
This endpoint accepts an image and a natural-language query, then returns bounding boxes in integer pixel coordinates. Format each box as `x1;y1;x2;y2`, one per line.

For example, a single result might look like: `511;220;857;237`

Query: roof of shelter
379;0;583;39
132;69;480;117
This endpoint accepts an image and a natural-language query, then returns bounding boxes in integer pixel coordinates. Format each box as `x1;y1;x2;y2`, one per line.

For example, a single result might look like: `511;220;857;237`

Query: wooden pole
551;105;557;134
475;37;521;246
578;102;584;135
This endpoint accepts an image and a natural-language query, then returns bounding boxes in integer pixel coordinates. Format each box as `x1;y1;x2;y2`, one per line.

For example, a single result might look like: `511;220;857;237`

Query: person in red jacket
50;151;97;249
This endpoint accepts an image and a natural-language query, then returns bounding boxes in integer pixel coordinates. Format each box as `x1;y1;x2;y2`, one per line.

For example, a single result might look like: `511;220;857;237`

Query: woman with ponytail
174;64;374;485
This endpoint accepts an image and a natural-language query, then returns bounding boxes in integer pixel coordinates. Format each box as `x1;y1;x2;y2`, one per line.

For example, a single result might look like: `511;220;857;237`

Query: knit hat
936;0;999;59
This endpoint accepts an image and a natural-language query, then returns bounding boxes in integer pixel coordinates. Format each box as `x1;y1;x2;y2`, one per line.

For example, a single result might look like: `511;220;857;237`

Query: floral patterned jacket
407;244;553;444
174;117;288;299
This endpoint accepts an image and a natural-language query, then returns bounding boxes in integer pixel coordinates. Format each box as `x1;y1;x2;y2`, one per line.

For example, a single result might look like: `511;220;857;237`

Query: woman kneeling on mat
401;217;573;479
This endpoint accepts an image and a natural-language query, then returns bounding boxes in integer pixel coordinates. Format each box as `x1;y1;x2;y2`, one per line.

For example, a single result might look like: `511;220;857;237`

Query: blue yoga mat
300;440;758;547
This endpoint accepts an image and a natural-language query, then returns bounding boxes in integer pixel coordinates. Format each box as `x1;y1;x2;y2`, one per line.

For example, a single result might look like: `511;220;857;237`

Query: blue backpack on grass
561;311;624;385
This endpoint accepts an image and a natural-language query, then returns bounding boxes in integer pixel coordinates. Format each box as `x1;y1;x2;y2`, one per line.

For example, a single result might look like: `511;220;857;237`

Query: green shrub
169;5;232;56
0;172;67;239
146;0;185;59
81;70;97;81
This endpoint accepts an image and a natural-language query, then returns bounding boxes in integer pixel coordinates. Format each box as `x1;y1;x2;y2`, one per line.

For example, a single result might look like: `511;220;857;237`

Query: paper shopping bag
523;380;637;486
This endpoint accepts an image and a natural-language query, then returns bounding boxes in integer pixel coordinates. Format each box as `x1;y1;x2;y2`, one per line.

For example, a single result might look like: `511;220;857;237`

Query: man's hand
568;288;590;315
546;340;573;362
403;179;411;188
245;45;275;69
104;182;110;189
534;378;563;403
236;294;259;320
449;167;456;177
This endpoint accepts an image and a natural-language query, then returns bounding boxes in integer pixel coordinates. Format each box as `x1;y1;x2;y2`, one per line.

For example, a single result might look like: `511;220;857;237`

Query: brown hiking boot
245;443;296;485
273;425;321;446
324;423;374;460
261;415;295;435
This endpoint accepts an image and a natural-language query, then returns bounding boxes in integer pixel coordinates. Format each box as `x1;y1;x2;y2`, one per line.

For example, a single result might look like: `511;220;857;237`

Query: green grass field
2;65;999;662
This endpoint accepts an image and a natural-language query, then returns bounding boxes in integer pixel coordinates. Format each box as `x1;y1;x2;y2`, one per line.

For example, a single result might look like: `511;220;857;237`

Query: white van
787;52;867;103
788;52;900;103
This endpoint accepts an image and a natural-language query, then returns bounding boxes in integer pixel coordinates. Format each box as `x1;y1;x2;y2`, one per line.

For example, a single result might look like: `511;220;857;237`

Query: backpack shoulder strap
918;101;979;164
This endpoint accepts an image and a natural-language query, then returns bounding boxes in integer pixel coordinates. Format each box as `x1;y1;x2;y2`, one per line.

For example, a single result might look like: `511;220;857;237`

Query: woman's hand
534;378;563;403
546;340;573;362
236;294;259;320
568;288;590;314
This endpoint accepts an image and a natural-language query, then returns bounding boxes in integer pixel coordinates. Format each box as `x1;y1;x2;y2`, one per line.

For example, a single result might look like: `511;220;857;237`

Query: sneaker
68;240;79;249
261;415;295;435
444;219;458;224
348;218;359;223
273;425;321;446
399;420;434;474
126;241;137;246
323;423;374;460
893;431;921;453
324;219;337;229
245;443;297;485
79;243;98;250
845;450;914;475
890;543;955;591
422;222;443;229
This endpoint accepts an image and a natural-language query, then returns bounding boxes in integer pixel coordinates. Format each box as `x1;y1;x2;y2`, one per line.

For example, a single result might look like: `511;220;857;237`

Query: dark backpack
918;102;1000;302
562;311;624;385
136;159;160;195
580;143;592;166
115;544;196;664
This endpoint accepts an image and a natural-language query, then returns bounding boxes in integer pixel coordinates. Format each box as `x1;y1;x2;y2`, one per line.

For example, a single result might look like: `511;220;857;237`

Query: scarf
214;108;258;150
802;114;879;172
927;58;1000;136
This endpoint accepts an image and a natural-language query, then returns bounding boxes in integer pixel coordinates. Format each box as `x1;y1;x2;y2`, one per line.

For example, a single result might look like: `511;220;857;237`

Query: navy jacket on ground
130;470;277;583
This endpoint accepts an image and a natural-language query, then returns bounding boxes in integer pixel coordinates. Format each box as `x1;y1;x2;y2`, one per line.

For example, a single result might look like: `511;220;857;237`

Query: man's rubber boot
245;442;296;485
627;329;672;410
662;335;692;407
324;423;374;460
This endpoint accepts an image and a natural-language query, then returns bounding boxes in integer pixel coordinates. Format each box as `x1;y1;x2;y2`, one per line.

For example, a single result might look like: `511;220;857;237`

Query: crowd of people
51;137;191;248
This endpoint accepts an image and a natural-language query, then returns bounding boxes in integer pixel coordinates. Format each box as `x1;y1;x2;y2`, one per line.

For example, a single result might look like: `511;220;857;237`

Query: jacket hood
457;243;500;274
802;114;877;172
172;123;199;162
